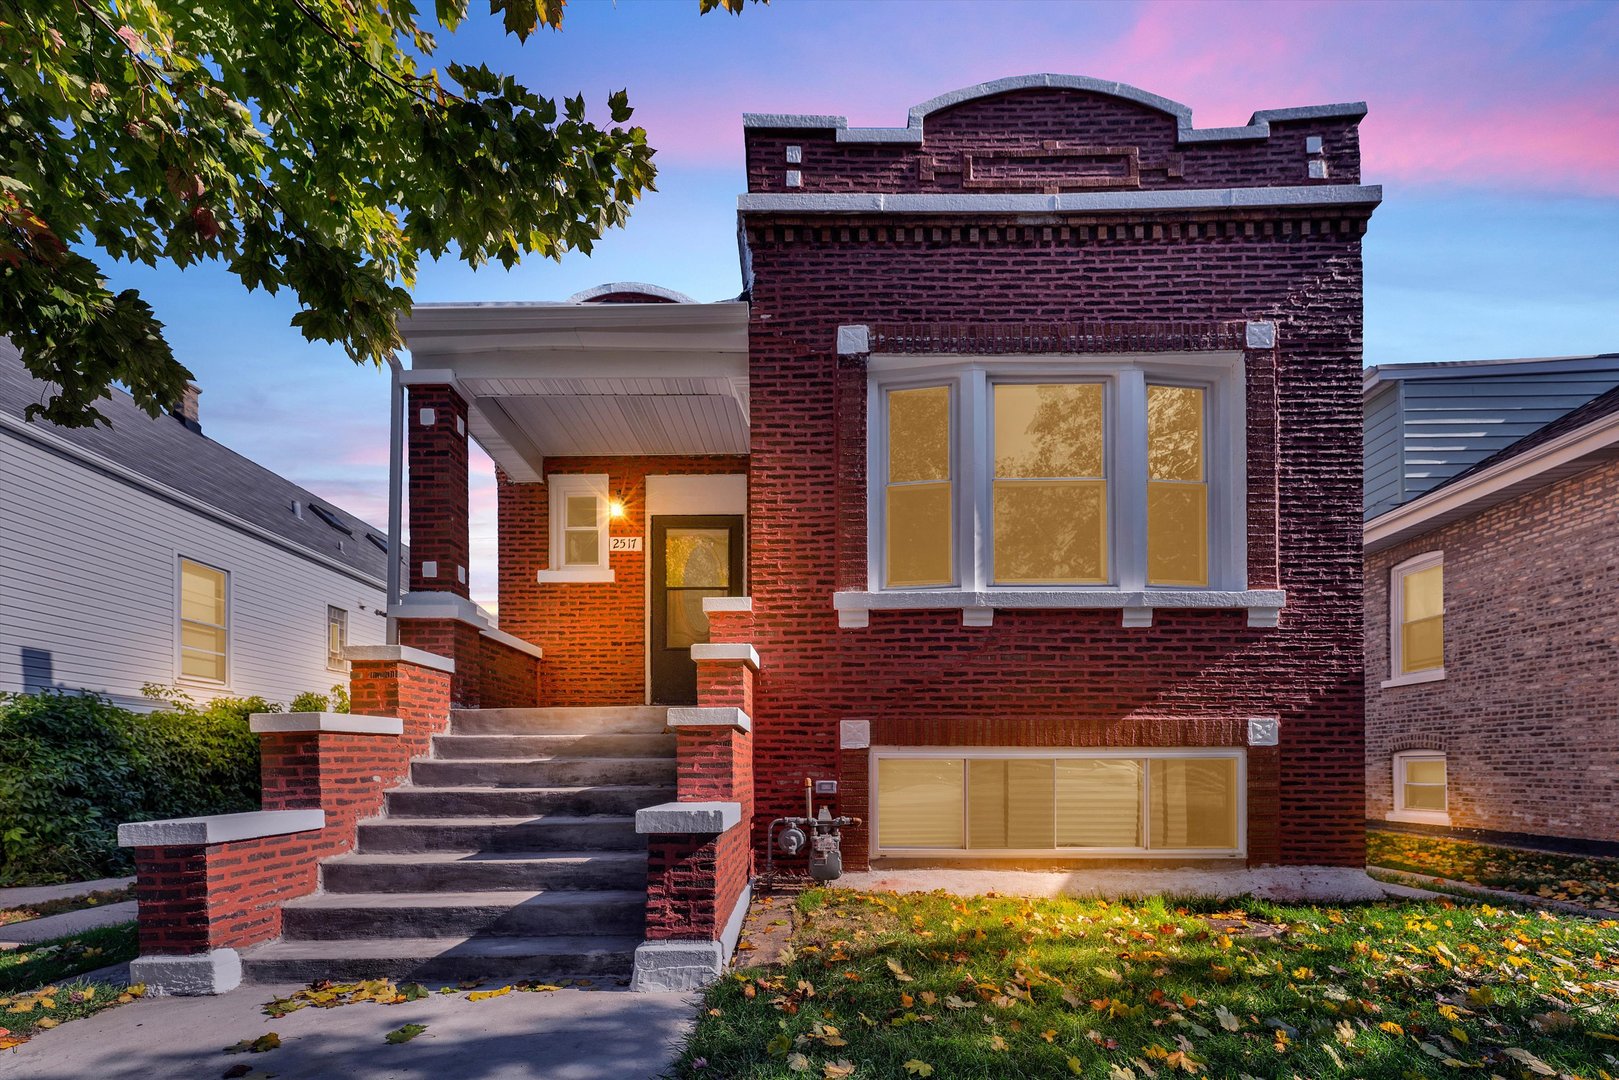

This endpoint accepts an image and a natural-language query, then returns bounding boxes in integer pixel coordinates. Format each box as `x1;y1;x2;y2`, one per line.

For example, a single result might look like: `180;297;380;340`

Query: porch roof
400;299;750;481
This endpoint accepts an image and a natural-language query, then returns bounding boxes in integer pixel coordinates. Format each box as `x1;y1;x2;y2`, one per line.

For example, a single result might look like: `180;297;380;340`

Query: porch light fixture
609;498;628;520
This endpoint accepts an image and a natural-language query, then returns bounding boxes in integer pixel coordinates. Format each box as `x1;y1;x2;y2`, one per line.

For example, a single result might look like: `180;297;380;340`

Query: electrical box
813;779;838;796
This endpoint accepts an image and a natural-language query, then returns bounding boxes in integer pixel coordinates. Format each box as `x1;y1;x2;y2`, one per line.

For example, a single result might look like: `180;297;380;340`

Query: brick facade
407;385;470;597
741;87;1370;868
1366;457;1619;843
495;455;747;706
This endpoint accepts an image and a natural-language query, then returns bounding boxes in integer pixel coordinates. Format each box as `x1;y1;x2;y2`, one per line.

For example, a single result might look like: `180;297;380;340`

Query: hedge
0;687;339;887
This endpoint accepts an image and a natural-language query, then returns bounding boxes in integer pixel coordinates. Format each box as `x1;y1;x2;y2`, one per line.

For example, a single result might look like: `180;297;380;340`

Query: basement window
1391;750;1448;826
538;474;615;583
871;748;1244;857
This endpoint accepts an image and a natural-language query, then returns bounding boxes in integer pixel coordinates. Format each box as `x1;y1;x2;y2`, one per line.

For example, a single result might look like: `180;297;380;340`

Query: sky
94;0;1619;608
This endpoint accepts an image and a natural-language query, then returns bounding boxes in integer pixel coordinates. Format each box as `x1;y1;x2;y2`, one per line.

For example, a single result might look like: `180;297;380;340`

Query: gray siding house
0;341;392;709
1363;353;1619;519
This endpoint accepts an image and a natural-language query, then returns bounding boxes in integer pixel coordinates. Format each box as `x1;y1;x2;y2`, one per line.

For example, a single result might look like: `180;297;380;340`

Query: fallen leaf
1502;1047;1556;1076
786;1052;809;1072
385;1023;427;1044
1214;1004;1240;1032
823;1061;855;1079
902;1060;934;1076
467;985;513;1002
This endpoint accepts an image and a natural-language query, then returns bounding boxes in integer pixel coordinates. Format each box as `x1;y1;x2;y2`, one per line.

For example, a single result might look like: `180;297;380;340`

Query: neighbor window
327;606;348;671
539;474;614;582
1392;751;1448;824
870;355;1242;594
874;750;1243;855
1388;552;1444;683
178;558;228;683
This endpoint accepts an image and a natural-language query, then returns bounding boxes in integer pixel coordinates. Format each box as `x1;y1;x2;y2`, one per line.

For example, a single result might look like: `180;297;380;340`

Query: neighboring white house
0;339;393;709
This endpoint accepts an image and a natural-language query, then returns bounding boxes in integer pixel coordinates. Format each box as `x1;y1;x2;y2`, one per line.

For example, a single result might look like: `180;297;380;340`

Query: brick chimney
171;383;202;433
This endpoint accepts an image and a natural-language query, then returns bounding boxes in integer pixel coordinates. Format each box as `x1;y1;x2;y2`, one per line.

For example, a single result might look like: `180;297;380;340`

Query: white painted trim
118;809;325;847
690;642;762;670
547;473;612;577
566;282;698;305
635;801;744;834
743;75;1366;146
1365;407;1619;552
0;413;386;590
667;707;752;732
536;567;616;583
343;643;456;673
837;589;1283;612
1387;551;1444;684
738;185;1382;215
701;595;753;613
869;746;1247;859
248;713;403;735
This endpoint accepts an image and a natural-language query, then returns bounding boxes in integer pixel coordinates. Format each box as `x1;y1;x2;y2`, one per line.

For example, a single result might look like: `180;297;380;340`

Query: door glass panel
877;758;964;849
967;759;1054;849
666;588;725;649
666;529;730;588
1149;758;1239;849
1055;758;1142;847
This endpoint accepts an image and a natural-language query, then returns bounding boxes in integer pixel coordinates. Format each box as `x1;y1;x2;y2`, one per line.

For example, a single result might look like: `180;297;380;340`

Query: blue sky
93;0;1619;605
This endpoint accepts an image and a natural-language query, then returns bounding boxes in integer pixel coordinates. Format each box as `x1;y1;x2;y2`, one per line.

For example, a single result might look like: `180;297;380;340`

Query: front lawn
0;921;143;1046
675;889;1619;1078
1369;829;1619;912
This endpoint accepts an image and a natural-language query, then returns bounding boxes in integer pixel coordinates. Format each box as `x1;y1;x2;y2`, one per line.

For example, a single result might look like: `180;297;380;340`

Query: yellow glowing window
1147;384;1208;586
179;559;228;683
1400;755;1447;812
563;494;602;566
875;752;1241;854
885;386;953;587
992;383;1106;584
1398;562;1444;674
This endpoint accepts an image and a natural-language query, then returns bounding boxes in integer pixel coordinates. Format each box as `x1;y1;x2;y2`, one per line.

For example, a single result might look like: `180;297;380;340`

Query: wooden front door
650;516;745;706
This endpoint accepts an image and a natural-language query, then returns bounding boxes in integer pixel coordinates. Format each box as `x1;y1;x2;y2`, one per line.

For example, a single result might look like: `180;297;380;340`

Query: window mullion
1116;370;1149;591
964;369;989;591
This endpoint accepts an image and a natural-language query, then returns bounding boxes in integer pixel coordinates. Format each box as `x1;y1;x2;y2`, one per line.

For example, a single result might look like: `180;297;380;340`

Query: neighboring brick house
1364;357;1619;851
400;73;1379;869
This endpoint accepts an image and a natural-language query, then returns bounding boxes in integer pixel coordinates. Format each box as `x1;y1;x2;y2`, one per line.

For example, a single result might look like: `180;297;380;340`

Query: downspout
385;355;405;644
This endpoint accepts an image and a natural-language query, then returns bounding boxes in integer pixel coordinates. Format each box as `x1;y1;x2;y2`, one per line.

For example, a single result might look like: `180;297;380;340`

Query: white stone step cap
249;713;404;735
118;809;325;848
666;707;751;732
635;801;742;835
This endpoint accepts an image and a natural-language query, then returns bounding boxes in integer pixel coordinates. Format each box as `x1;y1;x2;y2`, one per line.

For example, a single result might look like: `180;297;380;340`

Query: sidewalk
0;981;698;1080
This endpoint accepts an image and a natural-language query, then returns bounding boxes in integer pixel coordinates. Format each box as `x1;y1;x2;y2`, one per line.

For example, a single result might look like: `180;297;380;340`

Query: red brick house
1365;360;1619;851
117;76;1381;994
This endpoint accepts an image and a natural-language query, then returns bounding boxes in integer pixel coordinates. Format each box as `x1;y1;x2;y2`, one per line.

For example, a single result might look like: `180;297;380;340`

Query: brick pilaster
407;384;471;598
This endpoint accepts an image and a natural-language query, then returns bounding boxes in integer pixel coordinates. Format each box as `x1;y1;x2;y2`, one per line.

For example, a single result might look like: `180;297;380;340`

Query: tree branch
284;0;463;109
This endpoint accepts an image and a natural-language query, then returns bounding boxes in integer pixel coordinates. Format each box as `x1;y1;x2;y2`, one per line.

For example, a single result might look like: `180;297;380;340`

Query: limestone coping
700;596;753;614
689;643;761;670
666;707;752;733
248;713;404;736
635;801;743;835
342;644;455;673
118;809;326;848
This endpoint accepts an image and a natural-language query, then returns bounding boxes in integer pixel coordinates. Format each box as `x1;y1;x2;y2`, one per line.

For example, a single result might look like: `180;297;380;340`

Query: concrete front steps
242;706;674;984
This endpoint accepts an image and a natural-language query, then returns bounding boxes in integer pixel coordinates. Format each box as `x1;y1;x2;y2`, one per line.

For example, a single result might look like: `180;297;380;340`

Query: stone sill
343;644;455;674
248;713;404;736
833;589;1286;629
701;595;753;614
536;567;616;584
635;801;743;835
667;707;752;733
1380;668;1445;689
689;643;762;670
118;809;325;848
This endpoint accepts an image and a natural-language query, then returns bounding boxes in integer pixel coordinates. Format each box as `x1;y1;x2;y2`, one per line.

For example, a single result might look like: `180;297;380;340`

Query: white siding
1;434;387;711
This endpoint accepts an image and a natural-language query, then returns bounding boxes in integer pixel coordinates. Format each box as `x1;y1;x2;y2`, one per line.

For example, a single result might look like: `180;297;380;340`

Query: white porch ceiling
401;300;750;481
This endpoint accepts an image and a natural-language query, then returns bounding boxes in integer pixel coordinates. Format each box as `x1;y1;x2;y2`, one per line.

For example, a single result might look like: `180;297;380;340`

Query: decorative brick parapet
254;712;408;861
344;644;455;759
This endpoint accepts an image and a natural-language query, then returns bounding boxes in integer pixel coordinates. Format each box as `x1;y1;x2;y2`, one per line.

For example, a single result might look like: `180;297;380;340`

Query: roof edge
743;74;1367;147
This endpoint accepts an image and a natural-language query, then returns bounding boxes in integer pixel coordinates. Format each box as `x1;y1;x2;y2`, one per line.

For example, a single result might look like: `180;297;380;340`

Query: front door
650;516;745;705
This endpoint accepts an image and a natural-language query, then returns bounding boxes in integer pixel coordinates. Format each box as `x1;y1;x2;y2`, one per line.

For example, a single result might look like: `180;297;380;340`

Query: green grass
1369;829;1619;912
0;921;142;1045
0;886;134;928
673;889;1619;1078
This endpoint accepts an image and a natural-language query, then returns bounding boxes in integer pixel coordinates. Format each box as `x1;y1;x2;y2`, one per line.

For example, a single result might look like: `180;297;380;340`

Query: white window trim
175;556;231;688
1383;550;1444;687
857;351;1251;620
538;473;616;584
1389;750;1450;826
327;605;350;673
869;745;1246;859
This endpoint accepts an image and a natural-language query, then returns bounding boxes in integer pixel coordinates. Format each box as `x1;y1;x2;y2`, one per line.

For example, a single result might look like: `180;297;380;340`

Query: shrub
0;689;266;886
287;684;351;714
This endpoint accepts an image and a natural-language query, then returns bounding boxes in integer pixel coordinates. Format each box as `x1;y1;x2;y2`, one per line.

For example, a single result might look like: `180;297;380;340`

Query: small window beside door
538;474;616;583
1386;552;1444;686
178;558;229;684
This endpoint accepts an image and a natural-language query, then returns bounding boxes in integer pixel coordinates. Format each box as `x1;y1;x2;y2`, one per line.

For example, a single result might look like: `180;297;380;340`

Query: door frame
648;514;746;706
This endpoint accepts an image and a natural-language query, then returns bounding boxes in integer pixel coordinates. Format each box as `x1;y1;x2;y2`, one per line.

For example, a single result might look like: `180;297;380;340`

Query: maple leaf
902;1061;934;1077
385;1023;427;1044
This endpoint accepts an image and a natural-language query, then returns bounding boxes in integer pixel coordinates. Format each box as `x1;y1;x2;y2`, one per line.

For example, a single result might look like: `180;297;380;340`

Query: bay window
867;353;1245;602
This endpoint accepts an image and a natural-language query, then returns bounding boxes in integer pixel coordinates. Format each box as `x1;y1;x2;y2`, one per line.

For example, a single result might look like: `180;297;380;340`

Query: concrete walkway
0;982;698;1080
0;902;137;946
0;877;132;909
